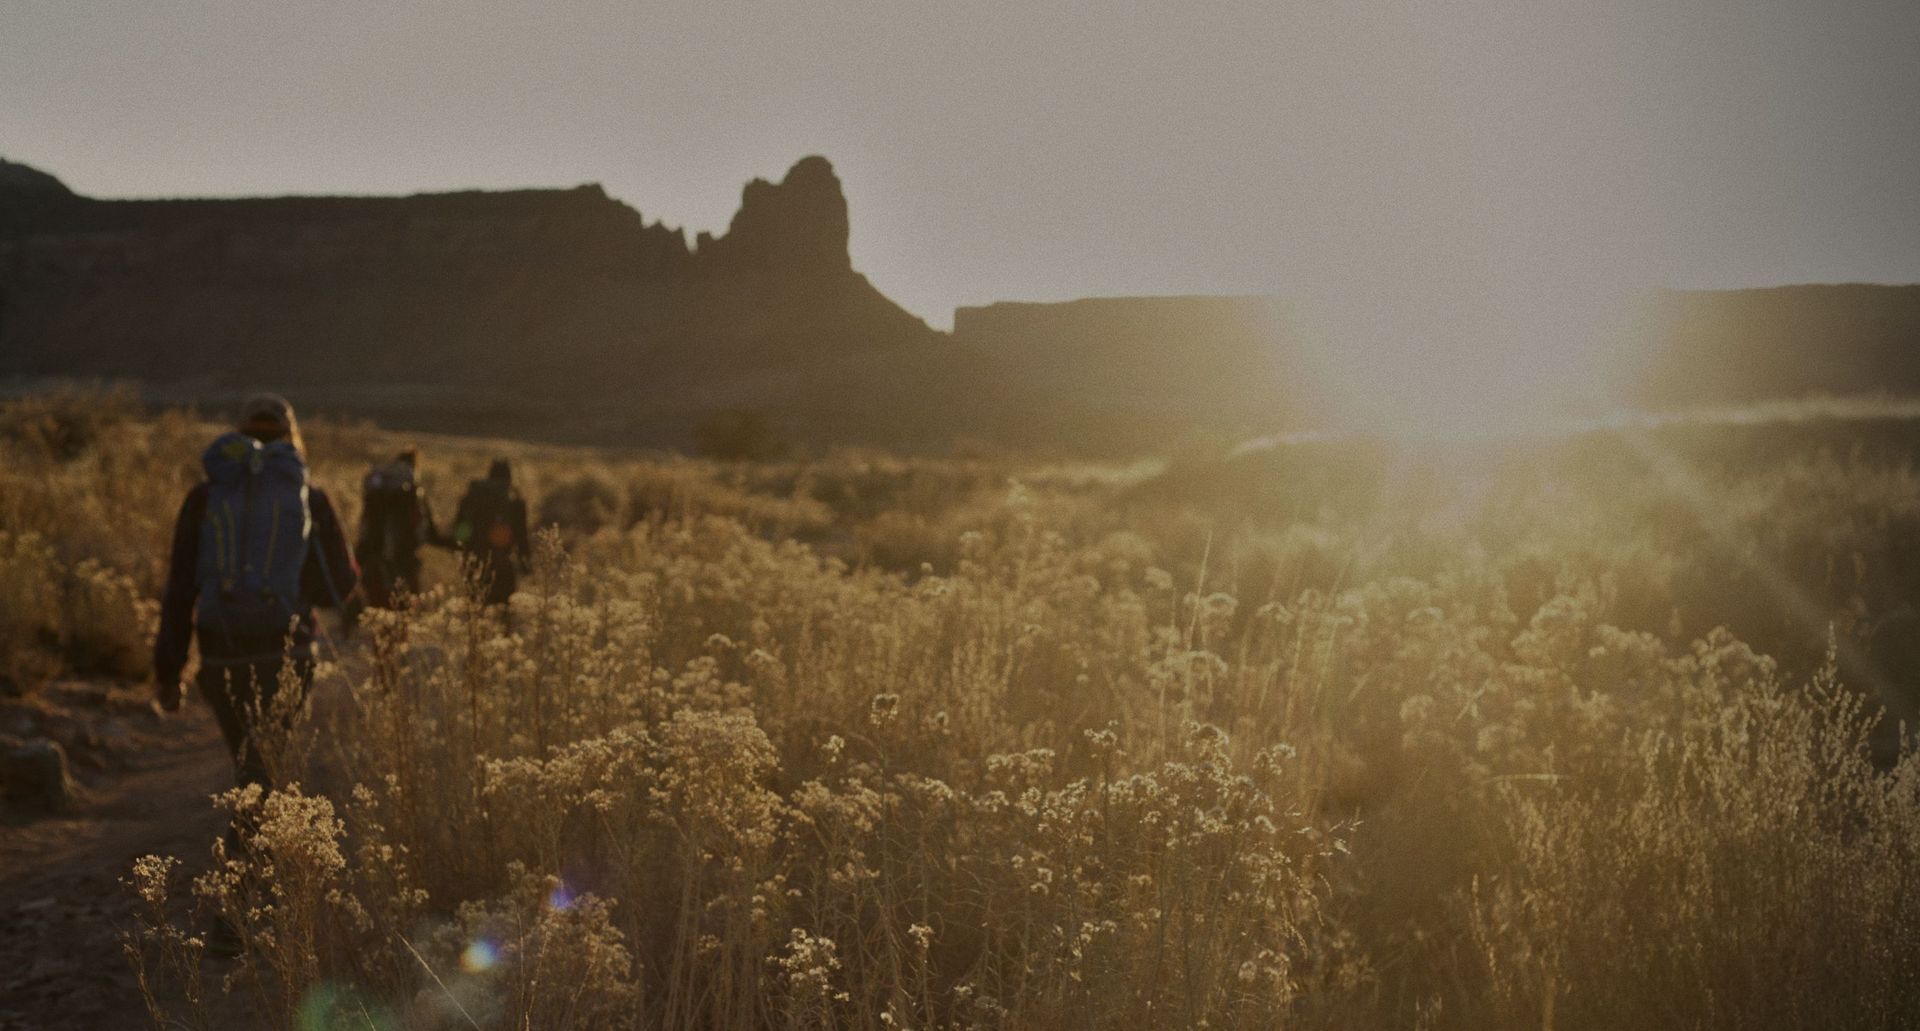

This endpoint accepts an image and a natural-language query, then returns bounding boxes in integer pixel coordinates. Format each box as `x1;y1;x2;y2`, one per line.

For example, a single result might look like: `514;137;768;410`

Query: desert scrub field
12;391;1920;1028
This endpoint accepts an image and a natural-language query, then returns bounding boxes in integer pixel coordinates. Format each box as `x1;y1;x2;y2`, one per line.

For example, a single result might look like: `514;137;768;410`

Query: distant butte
0;155;942;444
3;155;1919;450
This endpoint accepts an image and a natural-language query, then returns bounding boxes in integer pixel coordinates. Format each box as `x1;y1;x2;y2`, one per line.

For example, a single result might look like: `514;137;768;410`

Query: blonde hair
237;393;306;459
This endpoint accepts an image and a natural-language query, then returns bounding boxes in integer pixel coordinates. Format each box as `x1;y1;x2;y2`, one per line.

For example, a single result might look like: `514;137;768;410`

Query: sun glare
1292;282;1633;442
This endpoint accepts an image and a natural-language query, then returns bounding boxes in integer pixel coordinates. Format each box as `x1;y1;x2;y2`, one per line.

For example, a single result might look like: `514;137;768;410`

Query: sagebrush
9;393;1920;1029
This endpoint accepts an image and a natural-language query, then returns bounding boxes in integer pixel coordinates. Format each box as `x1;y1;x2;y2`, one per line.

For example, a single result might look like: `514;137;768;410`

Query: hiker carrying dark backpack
353;447;448;611
152;394;357;799
451;458;531;607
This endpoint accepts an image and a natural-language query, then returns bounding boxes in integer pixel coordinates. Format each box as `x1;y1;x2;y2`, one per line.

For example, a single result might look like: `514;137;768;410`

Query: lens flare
297;982;395;1030
459;938;498;974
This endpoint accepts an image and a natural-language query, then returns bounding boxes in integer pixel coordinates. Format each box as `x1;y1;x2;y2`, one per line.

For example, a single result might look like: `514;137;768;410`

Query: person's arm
304;488;360;610
152;486;207;708
449;487;477;552
511;496;533;567
418;492;453;548
352;500;374;558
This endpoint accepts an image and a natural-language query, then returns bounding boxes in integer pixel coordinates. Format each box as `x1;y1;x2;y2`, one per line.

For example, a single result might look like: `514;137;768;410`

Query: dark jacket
357;480;447;568
453;478;532;564
153;483;357;685
453;478;532;606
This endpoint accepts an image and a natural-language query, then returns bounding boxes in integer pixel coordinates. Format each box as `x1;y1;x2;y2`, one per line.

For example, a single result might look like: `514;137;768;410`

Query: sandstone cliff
1622;285;1920;410
951;296;1327;432
6;153;1917;450
0;156;939;443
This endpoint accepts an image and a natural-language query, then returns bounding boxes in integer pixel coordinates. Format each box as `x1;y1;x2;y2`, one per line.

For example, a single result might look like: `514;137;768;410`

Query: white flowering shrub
52;394;1920;1029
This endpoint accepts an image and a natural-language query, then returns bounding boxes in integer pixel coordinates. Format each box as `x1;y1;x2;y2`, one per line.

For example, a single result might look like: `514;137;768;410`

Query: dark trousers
462;549;520;606
348;555;422;633
358;553;424;609
197;657;314;848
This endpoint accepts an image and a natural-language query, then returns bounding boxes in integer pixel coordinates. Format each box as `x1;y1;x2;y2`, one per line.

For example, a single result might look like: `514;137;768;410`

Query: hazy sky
7;0;1919;386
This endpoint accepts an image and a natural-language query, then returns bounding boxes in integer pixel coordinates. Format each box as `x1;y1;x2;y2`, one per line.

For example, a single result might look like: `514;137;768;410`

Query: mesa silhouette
0;156;956;445
5;153;1920;450
1622;284;1920;410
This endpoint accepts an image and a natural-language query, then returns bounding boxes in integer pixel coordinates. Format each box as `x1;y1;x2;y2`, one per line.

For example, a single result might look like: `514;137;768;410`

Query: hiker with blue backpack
151;394;357;801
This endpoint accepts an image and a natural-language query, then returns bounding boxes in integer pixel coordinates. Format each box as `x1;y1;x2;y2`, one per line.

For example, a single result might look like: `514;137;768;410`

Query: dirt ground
0;695;232;1030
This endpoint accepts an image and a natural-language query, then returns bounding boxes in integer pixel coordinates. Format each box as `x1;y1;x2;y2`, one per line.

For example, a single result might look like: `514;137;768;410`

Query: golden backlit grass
10;391;1920;1028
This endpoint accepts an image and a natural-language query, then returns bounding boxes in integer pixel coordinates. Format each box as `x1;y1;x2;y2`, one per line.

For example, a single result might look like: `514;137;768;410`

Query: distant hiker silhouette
352;447;448;615
152;394;356;866
452;458;531;607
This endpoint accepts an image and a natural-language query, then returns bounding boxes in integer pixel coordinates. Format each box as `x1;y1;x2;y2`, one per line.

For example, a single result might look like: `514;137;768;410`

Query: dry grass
8;391;1920;1028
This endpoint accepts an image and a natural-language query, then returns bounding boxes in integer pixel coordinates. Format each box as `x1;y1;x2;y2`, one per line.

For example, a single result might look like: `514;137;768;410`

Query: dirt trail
0;702;232;1031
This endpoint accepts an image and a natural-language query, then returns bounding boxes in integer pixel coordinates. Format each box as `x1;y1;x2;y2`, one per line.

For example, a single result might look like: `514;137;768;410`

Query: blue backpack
195;432;313;659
